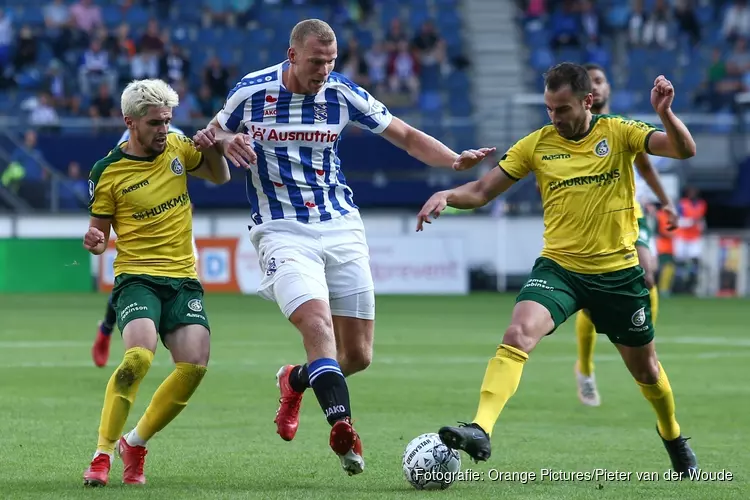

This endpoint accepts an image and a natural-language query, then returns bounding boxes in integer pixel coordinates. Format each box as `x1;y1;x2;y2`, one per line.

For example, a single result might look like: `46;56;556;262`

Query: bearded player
419;63;698;476
82;79;230;486
573;63;678;407
90;123;200;368
194;19;494;476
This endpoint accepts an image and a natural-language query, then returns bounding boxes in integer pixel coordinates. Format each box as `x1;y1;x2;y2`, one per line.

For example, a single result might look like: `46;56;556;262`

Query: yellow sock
659;261;675;293
575;311;597;376
134;363;207;441
636;362;680;440
97;347;154;454
472;344;528;436
650;286;659;325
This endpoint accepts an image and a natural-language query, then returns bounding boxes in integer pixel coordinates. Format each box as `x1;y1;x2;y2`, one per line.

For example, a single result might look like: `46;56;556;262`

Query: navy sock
288;364;310;393
308;358;351;425
100;295;116;336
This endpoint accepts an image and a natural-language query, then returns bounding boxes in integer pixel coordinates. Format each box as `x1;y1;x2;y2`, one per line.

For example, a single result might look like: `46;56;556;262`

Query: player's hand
83;226;106;254
221;133;257;169
452;147;496;171
192;128;218;151
416;192;449;231
662;202;678;231
651;75;674;115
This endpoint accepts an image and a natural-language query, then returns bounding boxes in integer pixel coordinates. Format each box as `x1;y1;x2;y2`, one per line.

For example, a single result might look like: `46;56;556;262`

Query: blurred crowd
0;0;453;130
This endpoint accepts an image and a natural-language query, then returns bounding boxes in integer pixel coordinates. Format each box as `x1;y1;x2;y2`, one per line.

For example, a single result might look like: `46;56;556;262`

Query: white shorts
674;238;703;261
249;212;375;319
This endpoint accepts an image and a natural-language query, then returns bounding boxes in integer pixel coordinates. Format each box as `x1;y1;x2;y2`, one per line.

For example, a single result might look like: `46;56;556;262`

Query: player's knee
341;346;372;374
289;299;335;342
630;355;660;385
116;347;153;391
502;322;538;353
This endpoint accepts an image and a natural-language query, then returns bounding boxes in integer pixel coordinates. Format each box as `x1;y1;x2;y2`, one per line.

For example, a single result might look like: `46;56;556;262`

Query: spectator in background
411;20;446;75
628;0;647;46
204;55;229;100
89;83;118;119
385;18;409;54
336;38;369;86
723;0;750;42
160;44;190;85
139;19;165;54
171;81;199;122
674;0;701;47
549;0;580;50
694;47;743;111
13;25;39;72
9;130;49;209
388;40;419;102
44;0;73;60
79;38;116;96
364;41;388;95
70;0;102;35
60;161;88;210
44;59;71;109
0;10;11;68
642;0;672;49
196;84;216;118
29;92;60;130
579;0;603;48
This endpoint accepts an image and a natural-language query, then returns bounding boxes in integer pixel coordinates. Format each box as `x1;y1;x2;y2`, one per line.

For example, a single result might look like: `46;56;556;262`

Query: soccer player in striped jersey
193;19;494;476
573;63;678;407
91;123;199;368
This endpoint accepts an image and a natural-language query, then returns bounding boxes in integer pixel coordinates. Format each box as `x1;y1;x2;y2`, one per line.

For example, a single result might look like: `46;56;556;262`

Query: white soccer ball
402;432;461;490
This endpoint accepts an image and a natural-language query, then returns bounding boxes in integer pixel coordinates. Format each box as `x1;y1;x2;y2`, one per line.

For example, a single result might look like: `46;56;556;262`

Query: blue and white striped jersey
117;124;185;145
215;60;393;226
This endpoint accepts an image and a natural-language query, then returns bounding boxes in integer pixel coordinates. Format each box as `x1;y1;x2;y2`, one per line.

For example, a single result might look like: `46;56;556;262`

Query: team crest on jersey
170;157;184;175
187;299;203;312
631;307;646;327
594;138;610;157
313;103;327;122
266;257;277;276
88;180;95;201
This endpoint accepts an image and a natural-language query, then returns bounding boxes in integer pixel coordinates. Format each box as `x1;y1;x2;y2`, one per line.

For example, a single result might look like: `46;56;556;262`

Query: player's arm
646;76;696;159
381;117;495;171
416;167;517;231
185;133;231;185
83;217;111;255
634;153;678;229
202;83;257;168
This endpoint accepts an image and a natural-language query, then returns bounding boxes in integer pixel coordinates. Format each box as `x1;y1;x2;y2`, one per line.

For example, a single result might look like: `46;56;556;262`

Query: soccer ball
402;433;461;490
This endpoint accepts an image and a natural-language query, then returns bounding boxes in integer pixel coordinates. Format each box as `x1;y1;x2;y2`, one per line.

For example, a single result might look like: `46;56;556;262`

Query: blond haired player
82;79;230;487
573;63;678;407
90;124;198;368
419;63;698;476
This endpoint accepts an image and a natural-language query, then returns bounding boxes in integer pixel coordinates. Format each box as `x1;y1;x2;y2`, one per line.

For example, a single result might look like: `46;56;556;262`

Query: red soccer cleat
117;436;147;485
274;365;304;441
92;323;111;368
330;417;365;476
83;453;111;487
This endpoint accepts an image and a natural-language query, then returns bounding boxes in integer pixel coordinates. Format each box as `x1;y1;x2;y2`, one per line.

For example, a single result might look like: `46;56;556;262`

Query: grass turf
0;293;746;499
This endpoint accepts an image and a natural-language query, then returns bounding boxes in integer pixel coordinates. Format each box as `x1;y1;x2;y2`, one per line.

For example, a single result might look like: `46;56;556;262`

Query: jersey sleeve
215;83;251;133
334;75;393;133
615;116;661;154
497;133;535;181
88;161;115;218
174;134;204;172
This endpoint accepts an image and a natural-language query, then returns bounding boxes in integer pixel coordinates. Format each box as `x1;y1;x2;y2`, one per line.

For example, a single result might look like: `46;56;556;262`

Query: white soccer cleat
575;363;601;407
338;449;365;476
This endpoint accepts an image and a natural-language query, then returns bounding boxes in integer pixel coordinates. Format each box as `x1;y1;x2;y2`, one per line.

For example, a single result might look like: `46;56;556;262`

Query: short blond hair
121;79;179;118
290;19;336;48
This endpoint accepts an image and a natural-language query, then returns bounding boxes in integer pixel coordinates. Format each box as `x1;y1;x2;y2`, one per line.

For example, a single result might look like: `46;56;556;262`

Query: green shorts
112;273;210;342
516;257;654;347
636;217;652;248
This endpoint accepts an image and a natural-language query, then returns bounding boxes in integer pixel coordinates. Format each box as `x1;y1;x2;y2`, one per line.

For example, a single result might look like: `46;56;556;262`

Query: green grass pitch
0;293;746;499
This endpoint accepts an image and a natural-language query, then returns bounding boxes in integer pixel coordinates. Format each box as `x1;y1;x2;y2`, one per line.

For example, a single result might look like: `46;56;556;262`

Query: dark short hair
583;62;606;74
544;62;592;96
